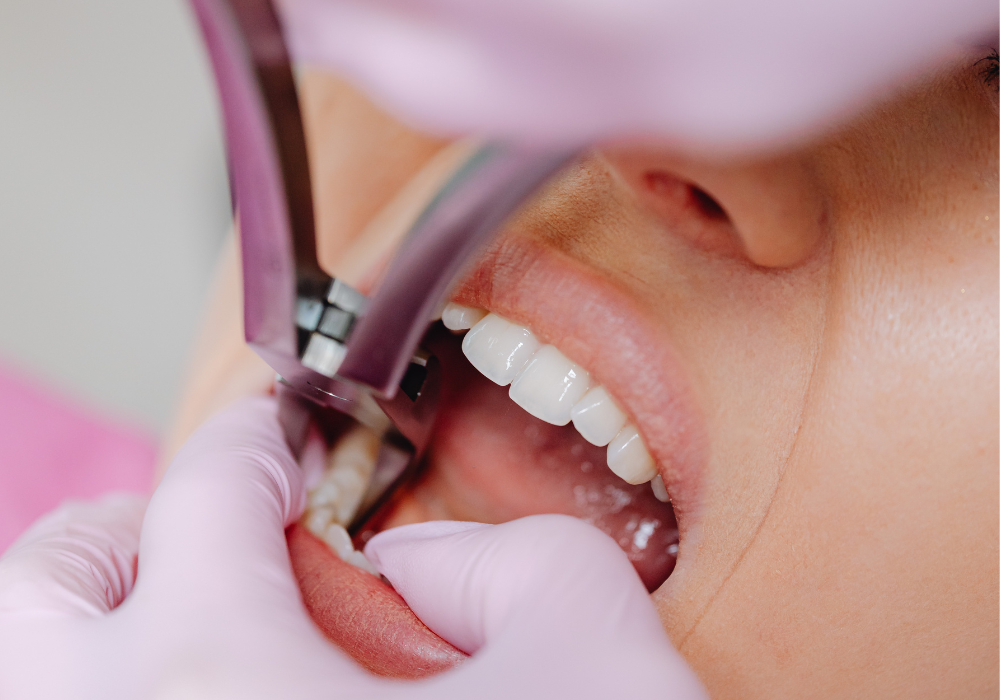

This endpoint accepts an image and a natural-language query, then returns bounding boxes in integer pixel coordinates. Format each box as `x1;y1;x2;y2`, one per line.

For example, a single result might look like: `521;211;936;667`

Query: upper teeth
443;303;665;495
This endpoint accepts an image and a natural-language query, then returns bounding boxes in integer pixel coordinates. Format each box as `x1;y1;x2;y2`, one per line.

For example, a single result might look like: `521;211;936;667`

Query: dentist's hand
276;0;996;149
0;397;705;699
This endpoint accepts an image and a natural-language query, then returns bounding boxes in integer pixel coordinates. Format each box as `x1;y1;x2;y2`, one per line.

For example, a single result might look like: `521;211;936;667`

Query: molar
462;312;541;385
570;385;628;446
306;425;379;525
509;345;591;426
606;424;657;485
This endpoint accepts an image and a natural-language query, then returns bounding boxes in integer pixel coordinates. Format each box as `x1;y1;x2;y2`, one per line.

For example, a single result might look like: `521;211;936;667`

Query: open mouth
287;231;709;679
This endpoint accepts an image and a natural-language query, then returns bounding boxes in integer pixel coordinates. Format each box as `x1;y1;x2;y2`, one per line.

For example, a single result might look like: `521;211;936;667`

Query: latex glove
0;396;705;699
276;0;997;149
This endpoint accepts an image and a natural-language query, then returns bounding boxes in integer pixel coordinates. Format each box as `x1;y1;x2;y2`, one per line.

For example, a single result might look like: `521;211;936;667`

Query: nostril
643;171;728;222
689;186;728;221
639;169;742;257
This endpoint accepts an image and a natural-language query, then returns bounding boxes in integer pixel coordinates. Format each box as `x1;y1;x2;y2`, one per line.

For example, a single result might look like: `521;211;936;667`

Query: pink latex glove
0;397;705;699
276;0;997;149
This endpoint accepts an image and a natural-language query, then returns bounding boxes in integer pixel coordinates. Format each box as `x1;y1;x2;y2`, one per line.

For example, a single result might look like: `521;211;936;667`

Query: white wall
0;0;231;432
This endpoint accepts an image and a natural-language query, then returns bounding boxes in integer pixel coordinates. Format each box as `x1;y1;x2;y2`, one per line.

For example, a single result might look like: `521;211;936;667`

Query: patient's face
166;50;998;697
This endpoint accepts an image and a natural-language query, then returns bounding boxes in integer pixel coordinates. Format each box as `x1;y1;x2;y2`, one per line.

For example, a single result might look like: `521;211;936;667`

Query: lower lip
287;523;467;678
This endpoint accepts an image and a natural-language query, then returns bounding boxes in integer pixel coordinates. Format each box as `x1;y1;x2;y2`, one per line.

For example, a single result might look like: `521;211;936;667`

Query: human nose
607;147;828;268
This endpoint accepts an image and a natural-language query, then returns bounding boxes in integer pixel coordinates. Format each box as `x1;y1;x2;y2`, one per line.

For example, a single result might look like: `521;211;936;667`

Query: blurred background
0;0;230;435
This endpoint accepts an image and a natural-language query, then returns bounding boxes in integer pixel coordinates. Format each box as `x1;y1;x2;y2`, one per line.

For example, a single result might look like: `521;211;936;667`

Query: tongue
287;524;466;679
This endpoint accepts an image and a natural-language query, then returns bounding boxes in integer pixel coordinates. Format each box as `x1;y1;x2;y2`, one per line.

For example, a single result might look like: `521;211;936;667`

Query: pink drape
0;366;156;553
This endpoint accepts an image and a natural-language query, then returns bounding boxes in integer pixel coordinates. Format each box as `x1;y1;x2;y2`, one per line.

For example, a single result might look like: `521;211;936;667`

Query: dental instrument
189;0;578;535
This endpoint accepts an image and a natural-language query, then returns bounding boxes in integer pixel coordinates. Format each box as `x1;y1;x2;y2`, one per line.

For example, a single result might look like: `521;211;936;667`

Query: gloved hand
0;397;705;700
276;0;996;148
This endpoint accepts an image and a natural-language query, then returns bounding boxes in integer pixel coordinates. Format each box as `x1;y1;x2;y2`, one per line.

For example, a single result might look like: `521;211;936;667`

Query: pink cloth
0;365;156;553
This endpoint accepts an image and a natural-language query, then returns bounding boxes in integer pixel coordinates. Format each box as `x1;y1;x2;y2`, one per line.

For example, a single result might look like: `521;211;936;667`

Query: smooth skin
164;55;998;699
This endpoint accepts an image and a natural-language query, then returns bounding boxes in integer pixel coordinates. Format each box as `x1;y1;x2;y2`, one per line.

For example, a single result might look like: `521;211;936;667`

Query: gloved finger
0;493;145;617
136;396;307;610
366;515;707;699
365;515;660;653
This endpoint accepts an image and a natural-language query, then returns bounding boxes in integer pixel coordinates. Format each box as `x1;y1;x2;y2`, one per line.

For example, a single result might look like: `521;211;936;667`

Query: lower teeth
302;424;381;574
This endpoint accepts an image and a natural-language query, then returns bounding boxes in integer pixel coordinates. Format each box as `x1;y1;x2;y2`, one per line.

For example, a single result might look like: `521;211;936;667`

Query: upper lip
448;231;710;548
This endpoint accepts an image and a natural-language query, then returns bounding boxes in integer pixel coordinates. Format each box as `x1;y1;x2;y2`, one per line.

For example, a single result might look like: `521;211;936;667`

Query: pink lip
287;524;466;678
451;232;710;545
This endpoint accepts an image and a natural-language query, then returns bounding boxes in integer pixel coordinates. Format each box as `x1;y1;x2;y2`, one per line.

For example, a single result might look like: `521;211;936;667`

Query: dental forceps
190;0;577;534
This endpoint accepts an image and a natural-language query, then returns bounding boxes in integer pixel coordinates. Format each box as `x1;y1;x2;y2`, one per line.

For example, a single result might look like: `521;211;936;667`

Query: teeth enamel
570;385;627;446
321;522;355;560
450;306;663;492
650;474;671;503
307;425;379;525
462;313;541;385
442;302;487;331
302;424;381;573
346;550;380;576
509;345;591;426
607;424;657;484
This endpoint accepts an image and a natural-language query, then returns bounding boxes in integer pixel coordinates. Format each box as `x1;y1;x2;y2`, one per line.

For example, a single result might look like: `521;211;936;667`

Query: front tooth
570;385;627;446
442;302;487;331
509;345;591;426
462;313;540;385
607;424;657;484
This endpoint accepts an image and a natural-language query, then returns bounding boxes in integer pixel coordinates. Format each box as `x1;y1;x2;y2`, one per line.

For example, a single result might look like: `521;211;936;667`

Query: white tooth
509;345;592;426
302;423;380;541
442;303;487;331
607;424;657;484
650;474;671;503
322;426;380;526
305;506;335;535
462;313;540;385
570;385;627;446
308;480;341;509
322;523;355;560
347;550;380;576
